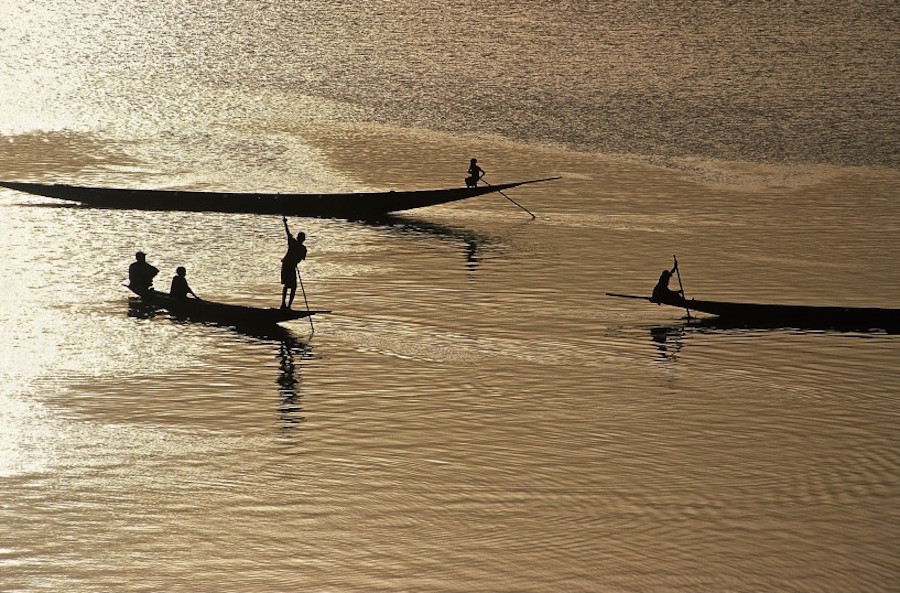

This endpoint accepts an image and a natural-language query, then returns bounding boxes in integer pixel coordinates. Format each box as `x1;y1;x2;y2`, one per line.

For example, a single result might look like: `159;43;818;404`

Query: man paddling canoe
281;217;308;309
650;264;684;304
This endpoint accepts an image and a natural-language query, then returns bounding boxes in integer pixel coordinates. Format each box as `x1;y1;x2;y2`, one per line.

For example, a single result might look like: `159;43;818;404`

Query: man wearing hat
128;251;159;293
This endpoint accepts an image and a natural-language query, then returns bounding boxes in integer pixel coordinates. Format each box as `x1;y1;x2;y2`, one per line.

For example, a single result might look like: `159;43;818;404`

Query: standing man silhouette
280;217;307;309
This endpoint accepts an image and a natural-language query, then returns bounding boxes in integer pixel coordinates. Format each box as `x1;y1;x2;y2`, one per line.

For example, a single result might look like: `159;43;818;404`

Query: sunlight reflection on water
3;147;900;592
1;1;900;591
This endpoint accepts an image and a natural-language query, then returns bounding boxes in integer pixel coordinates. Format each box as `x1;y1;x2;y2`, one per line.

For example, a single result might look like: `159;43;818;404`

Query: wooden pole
296;266;314;333
481;178;536;219
673;255;691;319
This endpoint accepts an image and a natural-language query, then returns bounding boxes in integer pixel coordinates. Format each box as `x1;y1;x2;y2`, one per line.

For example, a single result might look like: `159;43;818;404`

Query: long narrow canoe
607;292;900;332
129;286;330;326
0;177;560;219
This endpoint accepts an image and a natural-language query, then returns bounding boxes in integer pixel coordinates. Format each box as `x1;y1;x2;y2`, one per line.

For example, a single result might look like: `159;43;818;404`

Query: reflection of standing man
128;251;159;293
280;217;307;309
465;158;485;188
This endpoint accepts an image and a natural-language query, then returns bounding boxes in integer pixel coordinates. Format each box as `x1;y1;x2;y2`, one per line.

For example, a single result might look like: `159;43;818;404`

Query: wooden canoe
129;286;329;326
0;177;560;219
607;292;900;332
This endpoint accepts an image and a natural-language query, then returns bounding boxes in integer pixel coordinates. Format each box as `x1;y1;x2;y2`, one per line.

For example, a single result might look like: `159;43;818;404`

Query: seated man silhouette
465;158;485;188
169;266;200;299
650;265;684;304
128;251;159;293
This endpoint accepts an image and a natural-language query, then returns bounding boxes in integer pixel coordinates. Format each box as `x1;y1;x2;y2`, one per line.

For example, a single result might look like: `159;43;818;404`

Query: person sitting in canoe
170;266;200;300
465;158;485;188
281;216;308;309
128;251;158;293
650;265;684;304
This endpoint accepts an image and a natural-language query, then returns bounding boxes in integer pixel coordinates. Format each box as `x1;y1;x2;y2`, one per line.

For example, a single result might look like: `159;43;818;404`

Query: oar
295;266;315;333
672;255;692;319
480;177;536;219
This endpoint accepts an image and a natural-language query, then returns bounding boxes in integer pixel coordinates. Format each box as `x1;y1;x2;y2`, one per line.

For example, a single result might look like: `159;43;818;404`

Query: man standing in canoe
128;251;158;293
281;216;307;309
465;158;485;188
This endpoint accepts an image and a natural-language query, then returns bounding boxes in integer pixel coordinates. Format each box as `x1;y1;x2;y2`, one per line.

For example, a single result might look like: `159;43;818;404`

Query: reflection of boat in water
128;297;311;427
128;286;329;327
0;177;559;219
361;214;504;270
649;325;686;361
277;336;309;429
609;292;900;333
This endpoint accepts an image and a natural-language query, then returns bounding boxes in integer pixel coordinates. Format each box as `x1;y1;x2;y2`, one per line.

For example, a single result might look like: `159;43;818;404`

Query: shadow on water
12;204;499;271
359;214;500;271
650;324;686;362
128;299;312;429
648;315;897;360
647;316;898;364
274;333;310;430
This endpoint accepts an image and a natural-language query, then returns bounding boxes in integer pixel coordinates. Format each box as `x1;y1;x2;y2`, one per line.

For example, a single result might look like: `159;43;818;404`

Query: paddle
672;255;692;319
480;177;536;219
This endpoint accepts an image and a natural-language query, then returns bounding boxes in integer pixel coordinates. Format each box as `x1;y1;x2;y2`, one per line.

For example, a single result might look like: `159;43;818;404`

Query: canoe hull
131;288;328;326
0;178;559;219
668;295;900;331
608;292;900;332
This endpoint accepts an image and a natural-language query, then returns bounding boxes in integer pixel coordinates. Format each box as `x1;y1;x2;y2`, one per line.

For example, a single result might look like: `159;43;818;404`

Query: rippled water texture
1;2;899;592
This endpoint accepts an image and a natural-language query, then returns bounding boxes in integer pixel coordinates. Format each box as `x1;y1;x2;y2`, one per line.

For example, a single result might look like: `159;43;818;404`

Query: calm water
2;2;899;591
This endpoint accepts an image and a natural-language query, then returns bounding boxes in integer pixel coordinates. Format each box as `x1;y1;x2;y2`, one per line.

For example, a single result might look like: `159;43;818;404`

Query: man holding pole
280;216;308;309
465;157;537;219
650;264;684;304
465;158;485;188
650;255;692;319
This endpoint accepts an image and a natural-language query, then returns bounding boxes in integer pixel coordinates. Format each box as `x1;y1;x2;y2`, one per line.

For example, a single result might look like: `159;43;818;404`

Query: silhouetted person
128;251;158;293
650;265;684;304
169;266;200;299
465;158;485;188
281;216;307;309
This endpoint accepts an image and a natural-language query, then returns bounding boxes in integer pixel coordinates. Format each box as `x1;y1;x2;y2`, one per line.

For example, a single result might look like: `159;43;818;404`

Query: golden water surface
1;2;899;591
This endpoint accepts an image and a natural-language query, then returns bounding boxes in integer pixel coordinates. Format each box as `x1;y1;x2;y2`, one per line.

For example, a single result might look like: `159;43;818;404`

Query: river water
1;2;899;591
